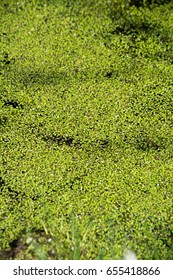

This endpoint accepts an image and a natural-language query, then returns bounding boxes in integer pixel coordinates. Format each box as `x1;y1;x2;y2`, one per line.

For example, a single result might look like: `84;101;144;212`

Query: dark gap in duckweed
3;100;24;109
42;134;112;150
104;71;113;78
42;134;77;147
1;53;11;65
0;237;26;260
40;127;167;153
126;0;172;7
0;177;5;188
111;20;158;36
64;177;83;190
98;139;110;148
0;116;8;126
1;185;21;200
135;138;161;151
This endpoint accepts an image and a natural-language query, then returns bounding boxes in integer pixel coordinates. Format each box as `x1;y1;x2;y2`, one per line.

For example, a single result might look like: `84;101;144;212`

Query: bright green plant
0;0;173;260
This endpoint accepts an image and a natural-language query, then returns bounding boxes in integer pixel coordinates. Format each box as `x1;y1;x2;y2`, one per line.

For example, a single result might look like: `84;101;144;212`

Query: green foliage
0;0;173;259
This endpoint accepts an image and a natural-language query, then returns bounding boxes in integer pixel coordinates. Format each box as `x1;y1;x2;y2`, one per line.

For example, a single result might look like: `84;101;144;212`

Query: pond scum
0;0;173;259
